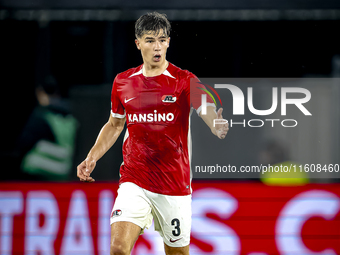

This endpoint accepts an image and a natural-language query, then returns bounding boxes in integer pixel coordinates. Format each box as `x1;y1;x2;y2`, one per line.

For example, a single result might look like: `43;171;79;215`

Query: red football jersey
111;62;214;195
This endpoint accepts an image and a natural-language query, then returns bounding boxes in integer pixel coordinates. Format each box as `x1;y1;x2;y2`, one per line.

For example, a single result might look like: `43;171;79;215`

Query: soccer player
77;12;229;255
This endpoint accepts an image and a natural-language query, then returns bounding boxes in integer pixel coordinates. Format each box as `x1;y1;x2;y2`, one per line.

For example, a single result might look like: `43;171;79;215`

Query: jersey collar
129;64;175;79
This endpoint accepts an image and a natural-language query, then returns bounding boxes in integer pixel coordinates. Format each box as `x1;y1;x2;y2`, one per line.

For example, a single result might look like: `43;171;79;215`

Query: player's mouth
153;54;161;62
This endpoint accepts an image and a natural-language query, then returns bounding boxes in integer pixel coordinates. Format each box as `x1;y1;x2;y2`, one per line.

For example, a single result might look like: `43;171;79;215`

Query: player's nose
154;41;161;50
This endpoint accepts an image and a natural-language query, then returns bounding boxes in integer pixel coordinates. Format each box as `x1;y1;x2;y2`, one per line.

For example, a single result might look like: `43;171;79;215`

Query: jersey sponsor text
128;110;175;123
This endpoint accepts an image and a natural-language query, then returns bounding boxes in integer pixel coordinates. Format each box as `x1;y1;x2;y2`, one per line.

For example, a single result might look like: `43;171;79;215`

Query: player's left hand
214;108;229;139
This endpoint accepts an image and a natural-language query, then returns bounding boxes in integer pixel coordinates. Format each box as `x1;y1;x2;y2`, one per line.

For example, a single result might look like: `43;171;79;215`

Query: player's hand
77;157;96;182
214;108;229;139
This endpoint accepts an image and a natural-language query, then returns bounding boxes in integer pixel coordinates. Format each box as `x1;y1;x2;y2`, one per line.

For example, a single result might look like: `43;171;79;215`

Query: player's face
135;29;170;67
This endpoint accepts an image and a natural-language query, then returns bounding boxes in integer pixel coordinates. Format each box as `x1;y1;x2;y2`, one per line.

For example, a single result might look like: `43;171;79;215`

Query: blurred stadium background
1;0;340;254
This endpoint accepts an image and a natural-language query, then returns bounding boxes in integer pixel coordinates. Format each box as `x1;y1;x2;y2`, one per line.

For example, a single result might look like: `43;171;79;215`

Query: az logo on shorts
162;95;176;103
111;209;122;217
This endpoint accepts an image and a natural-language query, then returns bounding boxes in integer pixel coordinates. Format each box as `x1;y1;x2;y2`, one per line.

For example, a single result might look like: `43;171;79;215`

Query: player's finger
78;170;87;181
77;161;88;181
78;174;87;181
79;170;95;182
77;165;85;178
217;128;228;139
217;108;223;119
86;177;95;182
219;132;227;139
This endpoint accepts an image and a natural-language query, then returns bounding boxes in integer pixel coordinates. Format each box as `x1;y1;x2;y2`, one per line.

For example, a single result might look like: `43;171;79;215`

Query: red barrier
1;182;339;255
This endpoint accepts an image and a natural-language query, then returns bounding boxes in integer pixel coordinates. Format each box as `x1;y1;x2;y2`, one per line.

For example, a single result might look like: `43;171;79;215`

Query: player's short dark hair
135;12;171;39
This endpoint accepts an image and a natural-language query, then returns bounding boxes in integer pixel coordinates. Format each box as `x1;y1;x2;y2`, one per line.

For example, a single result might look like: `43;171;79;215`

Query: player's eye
147;40;153;43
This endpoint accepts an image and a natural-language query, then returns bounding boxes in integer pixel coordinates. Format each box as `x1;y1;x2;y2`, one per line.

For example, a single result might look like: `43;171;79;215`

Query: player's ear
135;39;141;50
167;37;170;48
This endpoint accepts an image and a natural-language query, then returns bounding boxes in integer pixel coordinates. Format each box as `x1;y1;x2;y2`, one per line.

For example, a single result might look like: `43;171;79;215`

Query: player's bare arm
77;114;126;182
200;106;229;139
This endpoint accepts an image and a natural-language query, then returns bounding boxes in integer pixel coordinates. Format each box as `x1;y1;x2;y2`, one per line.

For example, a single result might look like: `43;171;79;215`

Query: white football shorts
110;182;192;247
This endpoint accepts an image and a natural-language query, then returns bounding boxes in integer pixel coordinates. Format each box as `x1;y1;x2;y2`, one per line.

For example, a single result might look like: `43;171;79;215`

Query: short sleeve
189;74;216;116
111;76;125;118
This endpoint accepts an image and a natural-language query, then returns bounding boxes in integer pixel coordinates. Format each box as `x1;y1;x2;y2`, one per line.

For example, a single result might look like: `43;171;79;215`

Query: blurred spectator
259;140;309;185
16;76;78;180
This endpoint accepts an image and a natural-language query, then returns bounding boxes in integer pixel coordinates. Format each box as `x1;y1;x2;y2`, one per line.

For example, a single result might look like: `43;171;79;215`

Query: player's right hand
77;157;96;182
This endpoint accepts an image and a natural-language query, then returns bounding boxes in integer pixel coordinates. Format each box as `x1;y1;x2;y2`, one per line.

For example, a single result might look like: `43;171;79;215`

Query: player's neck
142;60;168;77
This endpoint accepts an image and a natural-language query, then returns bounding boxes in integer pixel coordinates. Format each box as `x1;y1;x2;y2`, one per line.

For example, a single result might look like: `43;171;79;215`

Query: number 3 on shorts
171;218;181;236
